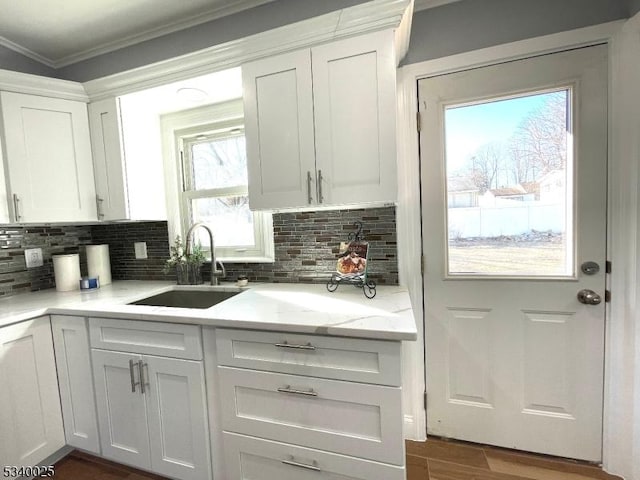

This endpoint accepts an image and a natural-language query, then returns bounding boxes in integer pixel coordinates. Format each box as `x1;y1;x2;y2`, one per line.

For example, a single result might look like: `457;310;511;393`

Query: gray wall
1;0;634;80
57;0;367;82
403;0;628;65
0;44;56;77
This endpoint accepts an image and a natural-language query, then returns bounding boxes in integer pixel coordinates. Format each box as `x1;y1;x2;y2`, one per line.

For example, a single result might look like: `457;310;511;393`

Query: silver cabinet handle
12;194;21;222
317;169;324;203
306;171;313;204
281;459;320;472
96;195;105;219
138;361;147;394
277;385;318;397
129;359;139;393
275;341;316;350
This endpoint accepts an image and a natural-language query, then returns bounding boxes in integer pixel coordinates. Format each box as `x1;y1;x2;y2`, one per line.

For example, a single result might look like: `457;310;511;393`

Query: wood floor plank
484;448;624;480
428;459;531;480
407;454;431;479
53;441;620;480
407;438;490;469
54;455;163;480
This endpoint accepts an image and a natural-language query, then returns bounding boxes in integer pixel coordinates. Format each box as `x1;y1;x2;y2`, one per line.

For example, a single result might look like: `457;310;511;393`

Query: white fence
448;203;565;239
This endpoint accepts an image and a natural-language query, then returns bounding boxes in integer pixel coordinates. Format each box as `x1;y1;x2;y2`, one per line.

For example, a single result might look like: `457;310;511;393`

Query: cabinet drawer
216;328;401;386
89;318;202;360
223;432;405;480
218;366;403;465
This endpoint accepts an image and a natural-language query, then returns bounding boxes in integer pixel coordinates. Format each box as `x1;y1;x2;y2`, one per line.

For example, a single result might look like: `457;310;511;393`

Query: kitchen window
162;99;274;262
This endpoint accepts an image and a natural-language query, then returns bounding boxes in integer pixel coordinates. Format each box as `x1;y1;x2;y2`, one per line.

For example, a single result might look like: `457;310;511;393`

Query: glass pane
190;135;247;190
191;195;255;248
444;89;573;276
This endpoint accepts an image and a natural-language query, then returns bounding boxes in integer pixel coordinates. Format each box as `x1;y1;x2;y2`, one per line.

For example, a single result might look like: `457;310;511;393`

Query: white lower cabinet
223;432;405;480
90;320;210;480
51;315;100;454
214;328;406;479
0;317;65;467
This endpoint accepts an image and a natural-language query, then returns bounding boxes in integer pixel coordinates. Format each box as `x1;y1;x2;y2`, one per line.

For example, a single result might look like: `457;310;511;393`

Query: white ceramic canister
86;244;112;285
52;254;81;292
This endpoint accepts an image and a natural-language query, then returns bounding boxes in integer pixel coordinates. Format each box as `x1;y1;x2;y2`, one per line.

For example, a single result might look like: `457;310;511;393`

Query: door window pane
191;195;255;247
444;89;573;276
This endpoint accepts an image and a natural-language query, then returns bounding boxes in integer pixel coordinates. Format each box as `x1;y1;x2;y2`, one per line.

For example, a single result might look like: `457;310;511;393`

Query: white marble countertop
0;281;417;341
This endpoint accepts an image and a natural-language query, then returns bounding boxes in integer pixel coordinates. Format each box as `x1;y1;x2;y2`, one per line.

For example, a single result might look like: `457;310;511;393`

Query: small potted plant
163;236;206;285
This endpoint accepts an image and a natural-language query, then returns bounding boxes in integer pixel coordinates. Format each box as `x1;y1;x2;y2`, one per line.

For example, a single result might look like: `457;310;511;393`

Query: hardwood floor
53;439;623;479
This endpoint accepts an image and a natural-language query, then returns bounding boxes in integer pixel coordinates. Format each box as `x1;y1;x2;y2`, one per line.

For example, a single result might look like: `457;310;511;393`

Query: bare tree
509;91;568;180
468;142;503;193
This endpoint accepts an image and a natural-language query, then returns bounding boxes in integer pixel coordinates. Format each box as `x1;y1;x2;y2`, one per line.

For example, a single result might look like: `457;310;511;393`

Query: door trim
395;20;623;444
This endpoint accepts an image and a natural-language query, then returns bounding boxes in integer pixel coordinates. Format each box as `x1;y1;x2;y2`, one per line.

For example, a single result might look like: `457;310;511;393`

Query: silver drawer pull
129;359;139;393
138;361;147;394
282;459;321;472
277;385;318;397
275;341;316;350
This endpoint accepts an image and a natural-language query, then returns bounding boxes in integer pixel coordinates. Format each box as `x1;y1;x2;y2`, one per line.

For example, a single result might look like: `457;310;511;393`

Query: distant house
539;169;566;203
447;177;479;208
480;182;539;206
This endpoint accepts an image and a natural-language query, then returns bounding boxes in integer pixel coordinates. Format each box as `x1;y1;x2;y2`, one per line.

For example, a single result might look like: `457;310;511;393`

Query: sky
444;90;566;173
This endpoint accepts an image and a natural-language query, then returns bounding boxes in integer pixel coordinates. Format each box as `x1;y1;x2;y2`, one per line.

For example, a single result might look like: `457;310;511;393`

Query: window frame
161;99;274;263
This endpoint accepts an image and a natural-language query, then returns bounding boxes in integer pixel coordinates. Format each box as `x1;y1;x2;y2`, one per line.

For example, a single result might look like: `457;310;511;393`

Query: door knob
577;289;602;305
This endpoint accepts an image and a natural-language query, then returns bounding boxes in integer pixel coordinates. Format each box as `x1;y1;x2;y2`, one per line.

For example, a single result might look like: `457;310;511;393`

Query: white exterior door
420;46;607;461
0;317;65;467
92;349;151;468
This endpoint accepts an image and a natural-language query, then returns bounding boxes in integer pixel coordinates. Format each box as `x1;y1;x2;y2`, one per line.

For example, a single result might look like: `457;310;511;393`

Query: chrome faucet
185;222;226;286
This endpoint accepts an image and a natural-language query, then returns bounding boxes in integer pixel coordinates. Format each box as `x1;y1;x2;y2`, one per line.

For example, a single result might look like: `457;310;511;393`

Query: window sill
215;256;275;264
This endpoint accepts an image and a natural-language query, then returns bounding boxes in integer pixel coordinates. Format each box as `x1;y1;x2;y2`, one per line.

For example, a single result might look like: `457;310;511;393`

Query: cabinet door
243;49;316;210
0;317;65;467
145;355;211;480
88;97;129;220
0;91;97;222
51;315;100;454
0;135;9;223
312;30;397;205
92;349;151;469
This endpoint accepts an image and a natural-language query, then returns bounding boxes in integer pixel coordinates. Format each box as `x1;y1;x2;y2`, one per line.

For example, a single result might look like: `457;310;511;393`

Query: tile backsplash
0;206;398;298
0;225;93;297
221;206;398;285
91;221;172;281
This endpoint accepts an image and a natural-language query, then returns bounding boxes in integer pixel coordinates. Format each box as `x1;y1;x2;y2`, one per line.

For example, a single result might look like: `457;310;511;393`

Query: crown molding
52;0;276;68
0;35;56;68
414;0;463;11
84;0;413;100
0;69;88;101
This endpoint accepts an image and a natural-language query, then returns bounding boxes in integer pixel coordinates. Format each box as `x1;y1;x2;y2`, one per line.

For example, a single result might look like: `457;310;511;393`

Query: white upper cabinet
312;30;397;206
243;30;398;210
244;50;316;209
88;97;129;221
0;91;97;223
88;96;167;221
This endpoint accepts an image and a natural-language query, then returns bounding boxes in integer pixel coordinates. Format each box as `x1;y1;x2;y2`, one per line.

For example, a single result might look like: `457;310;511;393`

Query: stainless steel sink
128;287;243;309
